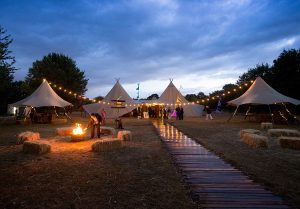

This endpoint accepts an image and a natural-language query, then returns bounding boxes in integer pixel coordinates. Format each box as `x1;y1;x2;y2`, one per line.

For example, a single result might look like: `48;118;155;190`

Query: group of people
162;106;184;120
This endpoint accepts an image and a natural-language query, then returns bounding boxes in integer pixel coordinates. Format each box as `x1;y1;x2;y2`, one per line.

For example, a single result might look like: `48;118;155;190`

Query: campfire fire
73;123;84;135
71;123;86;141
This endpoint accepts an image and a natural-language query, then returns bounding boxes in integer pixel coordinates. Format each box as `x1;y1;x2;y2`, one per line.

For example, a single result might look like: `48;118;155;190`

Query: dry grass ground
0;113;195;209
172;112;300;209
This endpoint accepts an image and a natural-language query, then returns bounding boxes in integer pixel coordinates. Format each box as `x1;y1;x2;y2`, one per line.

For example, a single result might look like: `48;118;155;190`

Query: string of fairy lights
47;78;254;106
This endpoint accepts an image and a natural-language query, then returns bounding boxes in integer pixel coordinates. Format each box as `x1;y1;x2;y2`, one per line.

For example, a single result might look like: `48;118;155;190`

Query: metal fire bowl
71;134;86;142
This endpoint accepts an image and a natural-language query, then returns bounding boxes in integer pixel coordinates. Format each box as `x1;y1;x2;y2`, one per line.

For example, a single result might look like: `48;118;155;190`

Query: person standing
205;106;213;120
101;108;107;125
88;113;100;138
179;106;184;120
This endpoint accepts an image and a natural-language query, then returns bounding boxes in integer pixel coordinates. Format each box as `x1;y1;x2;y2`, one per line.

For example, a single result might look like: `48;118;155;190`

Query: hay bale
117;130;132;141
241;133;268;148
92;138;122;152
17;131;40;144
23;141;51;155
261;122;273;129
268;129;300;137
279;136;300;150
239;129;261;139
100;126;116;136
56;127;72;136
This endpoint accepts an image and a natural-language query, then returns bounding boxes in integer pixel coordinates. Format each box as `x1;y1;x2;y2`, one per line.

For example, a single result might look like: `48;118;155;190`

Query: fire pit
71;123;86;142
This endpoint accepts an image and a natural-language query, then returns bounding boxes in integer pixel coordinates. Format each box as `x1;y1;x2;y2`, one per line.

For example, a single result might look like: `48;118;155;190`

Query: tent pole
227;105;239;122
268;105;274;124
64;107;73;122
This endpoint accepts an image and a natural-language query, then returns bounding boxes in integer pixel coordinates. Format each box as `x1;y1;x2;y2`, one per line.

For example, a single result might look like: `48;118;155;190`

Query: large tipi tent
228;77;300;106
158;80;203;117
10;79;72;107
227;77;300;121
83;80;136;118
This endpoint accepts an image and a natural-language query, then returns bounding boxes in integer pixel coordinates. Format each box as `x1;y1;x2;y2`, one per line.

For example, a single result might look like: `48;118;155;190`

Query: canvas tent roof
158;80;203;117
158;80;189;104
228;77;300;106
11;79;72;107
83;80;135;118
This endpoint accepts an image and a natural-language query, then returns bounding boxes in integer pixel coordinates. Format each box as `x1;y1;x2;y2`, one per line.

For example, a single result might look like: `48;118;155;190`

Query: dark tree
185;94;198;102
237;63;272;85
272;49;300;99
197;92;206;99
26;53;88;104
147;93;159;100
0;26;17;114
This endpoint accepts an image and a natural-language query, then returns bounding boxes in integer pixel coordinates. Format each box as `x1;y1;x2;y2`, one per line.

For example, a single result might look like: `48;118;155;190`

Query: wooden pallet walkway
152;121;291;209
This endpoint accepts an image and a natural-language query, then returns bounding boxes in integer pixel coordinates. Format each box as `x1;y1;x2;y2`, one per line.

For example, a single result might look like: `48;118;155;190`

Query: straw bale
23;141;51;155
239;129;261;139
56;127;72;136
268;129;300;137
100;126;116;136
261;122;273;129
92;138;122;152
17;131;40;144
117;130;132;141
241;133;268;148
279;136;300;150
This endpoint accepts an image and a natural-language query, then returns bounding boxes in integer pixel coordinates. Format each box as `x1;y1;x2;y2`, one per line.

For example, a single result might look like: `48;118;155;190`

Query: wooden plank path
152;121;291;209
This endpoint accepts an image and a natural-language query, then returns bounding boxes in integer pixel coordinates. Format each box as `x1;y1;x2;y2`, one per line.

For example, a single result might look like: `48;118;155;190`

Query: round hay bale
268;129;300;137
239;129;261;139
92;138;122;152
56;127;72;136
241;133;268;148
261;122;273;129
117;130;132;141
100;126;117;136
17;131;40;144
279;136;300;150
23;141;51;155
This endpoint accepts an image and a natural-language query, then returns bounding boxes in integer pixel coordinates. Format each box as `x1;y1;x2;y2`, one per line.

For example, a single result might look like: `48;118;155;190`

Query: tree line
0;26;88;114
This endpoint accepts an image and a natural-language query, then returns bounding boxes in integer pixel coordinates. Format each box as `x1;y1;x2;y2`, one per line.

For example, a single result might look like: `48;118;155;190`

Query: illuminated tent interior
83;80;136;118
227;77;300;123
11;79;72;108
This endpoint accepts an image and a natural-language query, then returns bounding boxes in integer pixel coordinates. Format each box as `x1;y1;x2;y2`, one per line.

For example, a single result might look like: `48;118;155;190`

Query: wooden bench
92;138;122;152
279;136;300;150
23;141;51;155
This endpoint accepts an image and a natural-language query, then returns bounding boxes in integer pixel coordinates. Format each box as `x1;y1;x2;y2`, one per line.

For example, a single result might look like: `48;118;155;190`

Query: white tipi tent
228;77;300;106
158;80;203;117
83;80;136;118
227;77;300;121
11;79;72;107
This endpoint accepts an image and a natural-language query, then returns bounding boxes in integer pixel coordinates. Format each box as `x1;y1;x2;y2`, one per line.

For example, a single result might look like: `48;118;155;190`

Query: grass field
172;112;300;209
1;112;300;208
0;114;195;209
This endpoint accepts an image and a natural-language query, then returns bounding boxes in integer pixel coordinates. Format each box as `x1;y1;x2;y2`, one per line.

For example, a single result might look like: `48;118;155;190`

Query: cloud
1;0;300;99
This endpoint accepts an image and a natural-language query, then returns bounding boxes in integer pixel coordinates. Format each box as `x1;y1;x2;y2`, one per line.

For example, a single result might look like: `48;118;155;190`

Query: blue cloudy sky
1;0;300;99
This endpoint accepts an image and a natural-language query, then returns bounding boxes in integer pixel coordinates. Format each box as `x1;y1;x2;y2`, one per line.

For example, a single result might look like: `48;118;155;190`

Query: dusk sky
1;0;300;99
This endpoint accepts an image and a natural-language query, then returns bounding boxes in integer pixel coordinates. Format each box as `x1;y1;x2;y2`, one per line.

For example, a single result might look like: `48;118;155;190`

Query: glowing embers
71;123;86;141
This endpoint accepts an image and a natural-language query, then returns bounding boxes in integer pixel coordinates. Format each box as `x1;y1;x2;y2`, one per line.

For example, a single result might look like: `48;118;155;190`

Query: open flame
73;123;84;135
